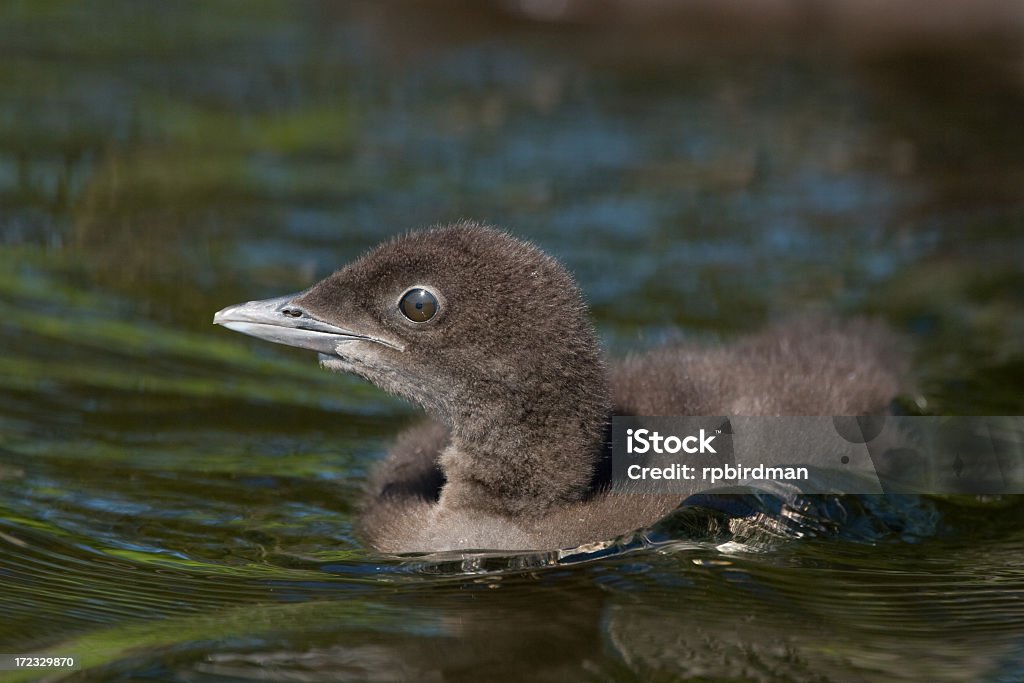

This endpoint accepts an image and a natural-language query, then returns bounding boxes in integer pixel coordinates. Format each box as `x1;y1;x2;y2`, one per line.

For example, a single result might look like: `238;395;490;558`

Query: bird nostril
282;307;303;318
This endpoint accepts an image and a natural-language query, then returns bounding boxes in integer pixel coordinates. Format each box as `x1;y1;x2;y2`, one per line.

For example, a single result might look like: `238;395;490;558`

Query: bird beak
213;294;403;354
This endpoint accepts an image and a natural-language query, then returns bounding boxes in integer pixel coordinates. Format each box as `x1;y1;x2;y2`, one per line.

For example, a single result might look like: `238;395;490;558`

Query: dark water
2;2;1024;680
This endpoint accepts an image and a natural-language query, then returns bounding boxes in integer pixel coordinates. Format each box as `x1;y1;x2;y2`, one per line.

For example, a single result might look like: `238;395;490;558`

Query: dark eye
399;288;439;323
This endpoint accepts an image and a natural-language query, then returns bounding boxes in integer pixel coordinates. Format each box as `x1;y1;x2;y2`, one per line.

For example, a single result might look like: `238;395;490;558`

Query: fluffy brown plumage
215;222;907;553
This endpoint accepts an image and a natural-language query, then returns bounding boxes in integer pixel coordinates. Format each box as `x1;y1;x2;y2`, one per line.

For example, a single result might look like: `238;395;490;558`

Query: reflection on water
1;1;1023;680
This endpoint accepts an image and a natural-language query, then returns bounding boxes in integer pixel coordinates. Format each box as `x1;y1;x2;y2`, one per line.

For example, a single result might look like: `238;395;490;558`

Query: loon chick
214;222;904;553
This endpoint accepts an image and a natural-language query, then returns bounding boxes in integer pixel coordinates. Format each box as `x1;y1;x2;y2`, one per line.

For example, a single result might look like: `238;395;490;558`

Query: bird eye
399;288;439;323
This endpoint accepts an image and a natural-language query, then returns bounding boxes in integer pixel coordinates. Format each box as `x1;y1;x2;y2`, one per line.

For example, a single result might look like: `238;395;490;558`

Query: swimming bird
213;222;904;553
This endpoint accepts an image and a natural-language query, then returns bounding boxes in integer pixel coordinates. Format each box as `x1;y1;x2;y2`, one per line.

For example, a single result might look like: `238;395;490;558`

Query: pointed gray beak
213;294;403;354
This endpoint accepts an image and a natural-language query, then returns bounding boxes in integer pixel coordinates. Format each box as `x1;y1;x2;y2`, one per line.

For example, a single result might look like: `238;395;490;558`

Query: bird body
215;223;904;553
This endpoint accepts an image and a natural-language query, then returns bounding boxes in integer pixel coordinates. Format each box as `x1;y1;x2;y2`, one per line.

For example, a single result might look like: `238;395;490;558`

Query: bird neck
436;367;611;518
